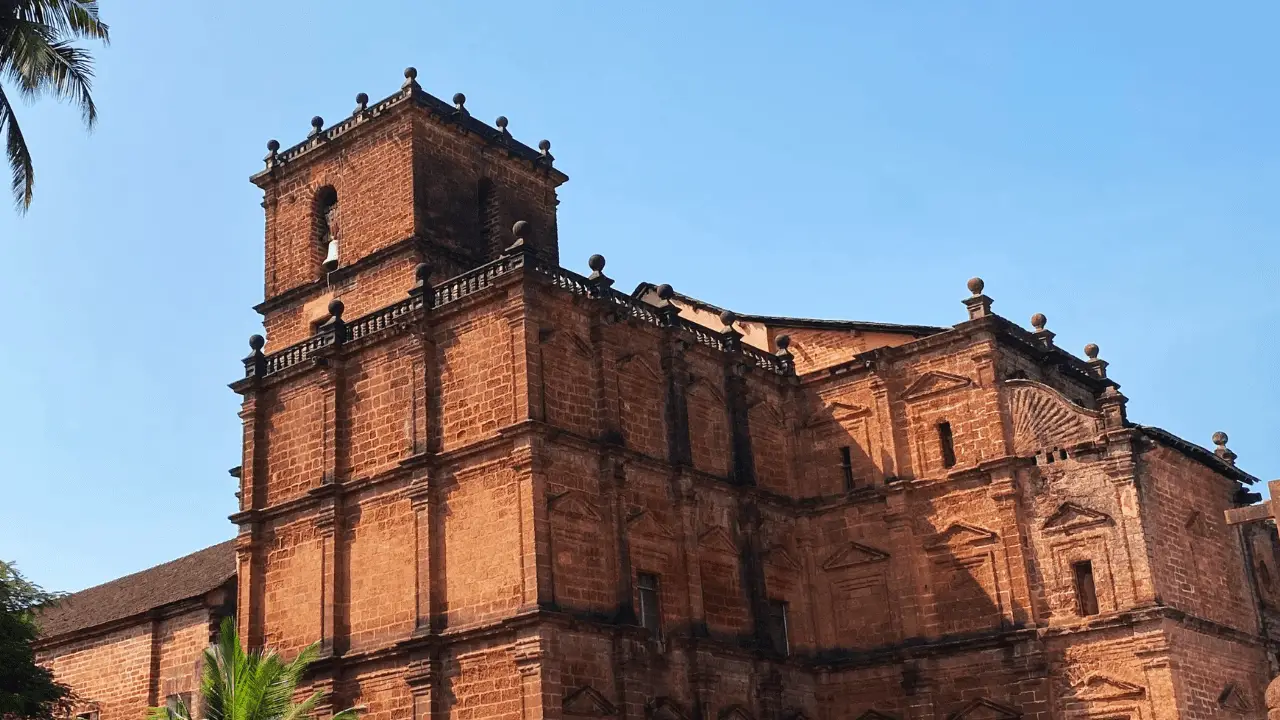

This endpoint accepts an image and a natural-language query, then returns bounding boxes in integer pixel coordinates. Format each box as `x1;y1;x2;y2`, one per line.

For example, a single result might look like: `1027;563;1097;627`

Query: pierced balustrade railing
248;252;792;379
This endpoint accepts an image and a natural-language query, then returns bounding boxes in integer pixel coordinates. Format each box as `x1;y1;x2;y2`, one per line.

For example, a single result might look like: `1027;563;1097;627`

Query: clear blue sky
1;1;1276;593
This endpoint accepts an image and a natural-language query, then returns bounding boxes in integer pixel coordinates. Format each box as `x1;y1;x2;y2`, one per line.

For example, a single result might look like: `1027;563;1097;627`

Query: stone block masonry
40;69;1277;720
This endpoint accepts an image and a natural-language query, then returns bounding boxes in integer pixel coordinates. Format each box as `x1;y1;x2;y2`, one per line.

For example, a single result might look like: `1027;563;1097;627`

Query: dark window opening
767;599;790;655
937;422;957;468
1059;449;1068;461
840;446;855;491
1073;560;1099;616
315;186;339;273
637;572;662;635
165;694;192;717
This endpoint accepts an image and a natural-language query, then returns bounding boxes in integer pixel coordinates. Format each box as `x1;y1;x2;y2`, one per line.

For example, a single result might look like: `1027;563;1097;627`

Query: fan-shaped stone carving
1007;380;1101;456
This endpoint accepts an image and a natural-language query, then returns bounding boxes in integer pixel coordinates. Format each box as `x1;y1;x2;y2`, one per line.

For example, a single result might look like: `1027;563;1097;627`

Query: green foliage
0;560;72;720
147;617;361;720
0;0;109;211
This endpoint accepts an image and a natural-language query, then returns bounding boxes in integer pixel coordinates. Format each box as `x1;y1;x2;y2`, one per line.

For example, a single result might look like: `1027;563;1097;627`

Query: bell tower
249;67;567;350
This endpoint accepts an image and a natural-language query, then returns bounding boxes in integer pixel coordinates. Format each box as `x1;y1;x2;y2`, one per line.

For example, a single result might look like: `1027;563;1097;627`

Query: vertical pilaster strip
409;469;434;634
407;659;441;720
232;370;267;650
514;629;553;720
146;615;161;708
314;350;343;656
662;338;693;467
725;360;756;487
884;486;924;640
987;465;1030;626
677;474;707;636
607;455;634;623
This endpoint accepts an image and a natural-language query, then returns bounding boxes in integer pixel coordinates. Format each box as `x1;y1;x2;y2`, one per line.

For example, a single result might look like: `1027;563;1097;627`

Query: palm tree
0;0;109;211
147;617;361;720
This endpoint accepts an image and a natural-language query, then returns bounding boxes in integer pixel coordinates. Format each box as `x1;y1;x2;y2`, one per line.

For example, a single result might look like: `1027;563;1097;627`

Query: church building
37;69;1280;720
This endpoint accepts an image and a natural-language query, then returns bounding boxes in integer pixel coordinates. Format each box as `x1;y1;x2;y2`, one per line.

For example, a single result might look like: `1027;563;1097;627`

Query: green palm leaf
147;618;361;720
0;0;108;210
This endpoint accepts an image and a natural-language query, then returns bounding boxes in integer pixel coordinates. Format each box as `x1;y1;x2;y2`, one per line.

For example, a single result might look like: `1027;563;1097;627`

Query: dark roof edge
35;588;227;649
630;282;945;338
1137;425;1261;487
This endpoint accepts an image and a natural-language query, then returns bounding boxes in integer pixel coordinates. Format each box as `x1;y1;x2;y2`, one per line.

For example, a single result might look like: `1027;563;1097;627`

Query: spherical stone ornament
453;92;466;106
328;299;345;318
538;139;551;152
720;310;737;328
588;254;606;272
266;139;280;152
656;284;675;301
1084;343;1100;360
967;277;985;295
776;334;791;351
512;220;530;239
356;92;369;105
1213;431;1229;447
495;116;509;129
311;116;324;130
404;67;418;80
1031;313;1047;330
249;334;266;352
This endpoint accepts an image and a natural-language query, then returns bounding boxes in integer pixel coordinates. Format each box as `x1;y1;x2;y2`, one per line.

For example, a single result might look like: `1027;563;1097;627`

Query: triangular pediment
904;371;973;401
763;544;802;570
1218;683;1252;713
618;353;662;381
748;400;787;428
854;711;898;720
948;698;1020;720
626;509;677;539
822;542;890;570
698;526;738;555
927;522;998;549
646;698;691;720
549;490;603;521
1072;674;1146;701
687;377;725;404
718;706;754;720
1043;502;1112;534
1186;510;1210;537
805;402;872;428
563;685;618;716
541;328;593;358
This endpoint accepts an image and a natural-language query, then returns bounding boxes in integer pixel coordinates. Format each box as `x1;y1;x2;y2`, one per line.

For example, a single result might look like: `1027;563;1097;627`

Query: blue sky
1;1;1275;593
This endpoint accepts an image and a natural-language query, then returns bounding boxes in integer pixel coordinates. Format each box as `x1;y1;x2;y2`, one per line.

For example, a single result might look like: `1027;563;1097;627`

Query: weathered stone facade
40;70;1279;720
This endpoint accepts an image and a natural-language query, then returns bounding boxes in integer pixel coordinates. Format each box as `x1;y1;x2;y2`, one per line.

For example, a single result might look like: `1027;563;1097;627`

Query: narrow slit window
840;446;855;491
937;422;957;468
767;599;790;655
637;572;662;635
1073;560;1099;616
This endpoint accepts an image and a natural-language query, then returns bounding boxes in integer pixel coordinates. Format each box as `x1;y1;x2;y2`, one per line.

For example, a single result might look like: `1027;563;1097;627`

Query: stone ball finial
1213;431;1229;447
415;263;431;284
453;92;466;108
311;116;324;131
355;92;369;110
249;334;265;352
512;220;529;239
967;277;985;295
404;67;418;80
588;254;606;273
720;310;737;328
656;284;674;301
776;334;791;351
1084;343;1100;360
266;139;280;153
1031;313;1047;331
328;298;345;319
495;115;508;129
538;139;551;153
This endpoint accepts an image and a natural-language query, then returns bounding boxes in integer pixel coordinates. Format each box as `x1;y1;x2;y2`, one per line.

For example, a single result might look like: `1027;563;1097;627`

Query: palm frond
0;85;36;209
12;0;110;42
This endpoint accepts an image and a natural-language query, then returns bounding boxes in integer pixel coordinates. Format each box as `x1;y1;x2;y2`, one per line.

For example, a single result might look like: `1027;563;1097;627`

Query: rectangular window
840;446;855;491
767;599;790;655
637;572;662;635
165;694;192;717
1073;560;1099;616
937;422;957;468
